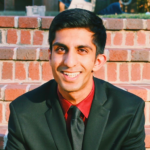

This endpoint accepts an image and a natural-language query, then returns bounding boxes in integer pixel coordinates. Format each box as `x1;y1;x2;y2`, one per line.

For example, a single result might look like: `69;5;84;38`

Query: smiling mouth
62;72;80;78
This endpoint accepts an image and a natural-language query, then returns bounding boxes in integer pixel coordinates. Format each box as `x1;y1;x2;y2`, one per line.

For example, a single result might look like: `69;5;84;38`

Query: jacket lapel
45;81;72;150
82;78;110;150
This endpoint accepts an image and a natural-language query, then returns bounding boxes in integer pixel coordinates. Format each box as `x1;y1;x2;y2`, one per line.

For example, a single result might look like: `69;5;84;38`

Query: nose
63;49;77;68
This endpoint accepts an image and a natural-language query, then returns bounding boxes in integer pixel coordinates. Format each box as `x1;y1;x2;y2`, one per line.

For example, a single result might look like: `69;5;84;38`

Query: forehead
53;28;94;45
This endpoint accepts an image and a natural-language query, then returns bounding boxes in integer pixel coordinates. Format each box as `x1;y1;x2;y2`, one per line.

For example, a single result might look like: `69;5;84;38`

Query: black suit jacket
5;78;145;150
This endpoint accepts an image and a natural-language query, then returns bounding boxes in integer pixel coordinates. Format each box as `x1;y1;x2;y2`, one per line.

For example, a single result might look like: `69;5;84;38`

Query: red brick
5;102;10;122
143;63;150;80
7;29;18;44
19;17;38;28
0;125;8;133
119;63;129;82
109;49;128;61
0;103;2;123
5;84;27;101
137;31;146;46
41;17;54;29
15;62;26;80
0;16;14;27
107;63;117;82
42;62;53;81
2;62;13;80
94;65;105;80
106;32;111;46
29;85;40;91
131;63;141;81
125;32;134;46
28;62;40;80
148;33;150;46
146;19;150;30
33;31;43;45
22;82;41;85
131;49;149;61
149;105;150;124
113;32;123;46
119;85;147;101
0;47;14;60
39;48;49;60
140;85;150;90
145;127;150;147
17;47;36;60
106;19;124;30
126;19;144;30
20;30;31;44
0;85;5;100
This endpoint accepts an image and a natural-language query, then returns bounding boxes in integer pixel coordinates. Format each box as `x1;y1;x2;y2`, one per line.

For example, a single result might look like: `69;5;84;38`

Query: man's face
49;28;105;93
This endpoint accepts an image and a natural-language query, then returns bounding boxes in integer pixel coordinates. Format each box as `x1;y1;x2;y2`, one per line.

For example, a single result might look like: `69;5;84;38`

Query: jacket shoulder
11;79;57;109
94;77;144;106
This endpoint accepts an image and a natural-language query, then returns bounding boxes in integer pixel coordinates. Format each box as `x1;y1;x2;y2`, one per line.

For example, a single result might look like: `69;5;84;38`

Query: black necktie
70;106;85;150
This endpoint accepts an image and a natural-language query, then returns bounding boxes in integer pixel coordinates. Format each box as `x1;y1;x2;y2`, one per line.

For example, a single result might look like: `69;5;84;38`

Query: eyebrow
52;42;68;49
52;42;93;51
78;45;93;51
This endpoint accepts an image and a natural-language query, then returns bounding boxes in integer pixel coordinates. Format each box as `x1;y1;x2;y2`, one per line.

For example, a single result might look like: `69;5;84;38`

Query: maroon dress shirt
57;81;95;138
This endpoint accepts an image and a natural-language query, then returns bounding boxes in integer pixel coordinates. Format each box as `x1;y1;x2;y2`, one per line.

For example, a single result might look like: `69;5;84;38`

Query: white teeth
63;72;80;78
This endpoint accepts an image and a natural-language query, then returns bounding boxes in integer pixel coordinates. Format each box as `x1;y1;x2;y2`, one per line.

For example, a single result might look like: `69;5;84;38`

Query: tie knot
71;106;81;119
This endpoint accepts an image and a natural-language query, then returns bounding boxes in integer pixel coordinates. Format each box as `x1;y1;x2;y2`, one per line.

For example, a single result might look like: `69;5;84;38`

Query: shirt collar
57;81;95;118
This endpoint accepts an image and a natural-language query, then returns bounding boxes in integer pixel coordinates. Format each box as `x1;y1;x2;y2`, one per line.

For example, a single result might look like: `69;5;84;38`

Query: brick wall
0;16;150;149
0;17;150;48
0;47;150;83
1;47;150;123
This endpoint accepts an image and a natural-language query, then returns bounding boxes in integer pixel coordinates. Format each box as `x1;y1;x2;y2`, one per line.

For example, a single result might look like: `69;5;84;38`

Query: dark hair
49;9;106;55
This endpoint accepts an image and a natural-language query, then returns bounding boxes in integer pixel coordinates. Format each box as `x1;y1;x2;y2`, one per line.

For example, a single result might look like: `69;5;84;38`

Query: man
59;0;71;11
59;0;123;15
5;9;145;150
59;0;94;12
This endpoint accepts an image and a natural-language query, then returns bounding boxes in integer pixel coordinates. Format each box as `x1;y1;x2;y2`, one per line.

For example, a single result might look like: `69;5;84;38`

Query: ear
92;54;107;72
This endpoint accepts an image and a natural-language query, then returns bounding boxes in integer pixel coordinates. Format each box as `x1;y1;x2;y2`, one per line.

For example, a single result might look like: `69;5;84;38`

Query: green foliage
100;13;150;19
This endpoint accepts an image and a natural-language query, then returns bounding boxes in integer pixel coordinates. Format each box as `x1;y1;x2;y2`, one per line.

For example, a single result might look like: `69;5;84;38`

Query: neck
58;79;93;105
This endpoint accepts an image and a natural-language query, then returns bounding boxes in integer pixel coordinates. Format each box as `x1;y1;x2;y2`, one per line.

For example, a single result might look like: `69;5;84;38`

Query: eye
55;47;66;54
78;48;88;54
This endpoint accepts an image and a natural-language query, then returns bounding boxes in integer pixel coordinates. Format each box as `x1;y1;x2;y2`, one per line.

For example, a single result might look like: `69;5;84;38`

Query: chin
60;83;82;92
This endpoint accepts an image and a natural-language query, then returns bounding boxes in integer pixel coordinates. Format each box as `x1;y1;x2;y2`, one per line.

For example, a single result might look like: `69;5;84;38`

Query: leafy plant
100;13;150;19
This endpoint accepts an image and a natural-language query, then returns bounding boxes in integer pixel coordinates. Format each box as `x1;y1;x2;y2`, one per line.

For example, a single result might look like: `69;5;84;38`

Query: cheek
51;55;62;65
82;57;95;67
50;57;64;72
81;62;95;73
